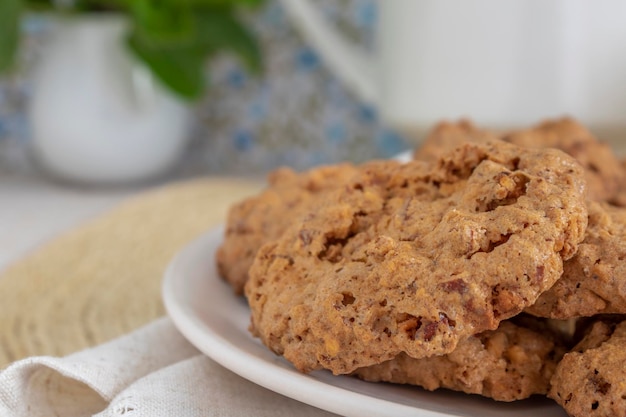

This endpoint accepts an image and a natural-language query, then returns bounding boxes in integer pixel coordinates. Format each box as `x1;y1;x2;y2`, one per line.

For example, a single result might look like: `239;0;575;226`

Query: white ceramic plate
163;226;567;417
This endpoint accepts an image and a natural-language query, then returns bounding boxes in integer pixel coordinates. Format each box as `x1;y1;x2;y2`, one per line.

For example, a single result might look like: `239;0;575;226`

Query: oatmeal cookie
414;118;623;201
502;118;624;202
527;202;626;319
549;320;626;417
610;157;626;207
413;119;498;162
216;164;362;293
246;141;588;374
352;320;566;402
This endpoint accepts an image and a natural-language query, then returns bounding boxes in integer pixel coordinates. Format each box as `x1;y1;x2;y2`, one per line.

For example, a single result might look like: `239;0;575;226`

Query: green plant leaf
129;0;196;46
127;32;206;99
234;0;264;7
10;0;264;98
0;0;22;72
70;0;126;13
24;0;56;11
194;10;262;72
187;0;264;8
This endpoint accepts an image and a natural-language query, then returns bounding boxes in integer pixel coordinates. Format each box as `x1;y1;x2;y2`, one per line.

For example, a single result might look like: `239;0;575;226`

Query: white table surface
0;172;140;273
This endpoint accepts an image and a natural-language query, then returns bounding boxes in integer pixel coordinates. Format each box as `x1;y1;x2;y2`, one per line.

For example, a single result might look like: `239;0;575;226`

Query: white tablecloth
0;318;336;416
0;174;337;416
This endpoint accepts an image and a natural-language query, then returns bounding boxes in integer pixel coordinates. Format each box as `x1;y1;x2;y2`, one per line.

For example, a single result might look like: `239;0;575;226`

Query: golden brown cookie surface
502;118;624;202
610;156;626;207
216;164;362;293
352;320;566;402
549;320;626;417
413;120;498;162
527;202;626;319
414;118;624;202
246;141;588;375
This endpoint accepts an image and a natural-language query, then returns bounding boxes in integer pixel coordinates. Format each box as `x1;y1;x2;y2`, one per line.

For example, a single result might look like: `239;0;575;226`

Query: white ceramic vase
29;15;192;185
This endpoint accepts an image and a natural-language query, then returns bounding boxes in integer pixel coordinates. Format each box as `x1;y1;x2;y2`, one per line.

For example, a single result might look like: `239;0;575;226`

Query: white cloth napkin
0;318;337;417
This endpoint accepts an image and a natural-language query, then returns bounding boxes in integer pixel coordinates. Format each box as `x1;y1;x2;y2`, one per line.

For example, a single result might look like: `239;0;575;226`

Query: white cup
281;0;626;148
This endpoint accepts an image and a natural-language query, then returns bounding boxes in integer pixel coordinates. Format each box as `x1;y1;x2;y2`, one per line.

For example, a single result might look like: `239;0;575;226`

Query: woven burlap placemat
0;178;263;368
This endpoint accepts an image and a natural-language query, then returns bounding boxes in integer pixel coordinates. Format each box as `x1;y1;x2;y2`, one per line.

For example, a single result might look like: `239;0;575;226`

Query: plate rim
162;227;457;417
162;226;565;417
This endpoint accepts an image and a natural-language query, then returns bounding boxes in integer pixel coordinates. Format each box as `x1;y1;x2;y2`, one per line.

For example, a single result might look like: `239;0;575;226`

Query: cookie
216;164;362;293
502;118;624;202
246;141;588;374
549;320;626;417
527;202;626;319
413;118;624;202
352;319;566;402
413;119;498;162
609;157;626;207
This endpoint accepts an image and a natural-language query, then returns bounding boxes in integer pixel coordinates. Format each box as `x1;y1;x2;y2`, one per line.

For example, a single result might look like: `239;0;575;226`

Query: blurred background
2;0;626;269
0;0;409;182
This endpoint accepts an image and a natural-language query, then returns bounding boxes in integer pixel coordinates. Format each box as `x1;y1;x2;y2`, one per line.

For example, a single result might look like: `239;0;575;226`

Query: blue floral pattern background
0;0;411;177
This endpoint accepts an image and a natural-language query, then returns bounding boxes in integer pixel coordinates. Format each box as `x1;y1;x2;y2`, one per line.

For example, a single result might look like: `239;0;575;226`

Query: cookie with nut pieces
352;318;567;402
246;141;588;375
415;118;624;202
216;164;363;294
527;201;626;319
549;319;626;417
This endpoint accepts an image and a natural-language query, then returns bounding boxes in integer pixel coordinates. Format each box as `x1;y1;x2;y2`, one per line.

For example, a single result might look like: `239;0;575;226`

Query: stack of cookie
216;118;626;417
